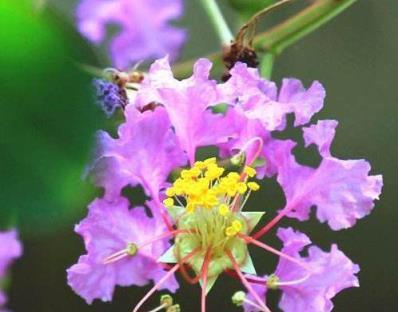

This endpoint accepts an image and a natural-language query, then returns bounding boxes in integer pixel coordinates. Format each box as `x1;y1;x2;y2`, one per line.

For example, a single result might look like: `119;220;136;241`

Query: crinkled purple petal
278;78;325;127
67;197;178;304
303;119;338;157
76;0;186;69
136;57;240;163
275;228;360;312
272;126;382;229
90;106;187;201
219;63;325;131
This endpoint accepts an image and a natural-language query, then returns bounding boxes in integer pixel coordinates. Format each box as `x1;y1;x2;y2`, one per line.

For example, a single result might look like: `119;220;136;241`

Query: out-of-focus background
1;0;397;311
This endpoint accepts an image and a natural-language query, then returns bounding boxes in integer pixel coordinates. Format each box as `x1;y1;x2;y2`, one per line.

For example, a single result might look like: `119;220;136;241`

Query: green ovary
175;207;249;278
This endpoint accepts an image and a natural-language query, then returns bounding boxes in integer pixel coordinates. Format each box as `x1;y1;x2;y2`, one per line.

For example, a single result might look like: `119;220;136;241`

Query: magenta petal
278;79;325;127
76;0;186;69
276;228;360;312
303;120;338;157
0;230;22;276
136;58;239;164
0;230;22;310
272;129;382;230
90;107;186;201
67;197;178;304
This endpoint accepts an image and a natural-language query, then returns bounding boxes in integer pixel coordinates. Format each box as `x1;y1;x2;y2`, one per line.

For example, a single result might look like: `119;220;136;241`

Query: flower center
163;158;260;277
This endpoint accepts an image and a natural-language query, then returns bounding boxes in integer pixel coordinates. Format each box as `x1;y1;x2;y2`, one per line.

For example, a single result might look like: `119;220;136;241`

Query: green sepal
167;206;185;223
158;245;177;264
240;254;257;275
241;211;265;232
199;274;219;295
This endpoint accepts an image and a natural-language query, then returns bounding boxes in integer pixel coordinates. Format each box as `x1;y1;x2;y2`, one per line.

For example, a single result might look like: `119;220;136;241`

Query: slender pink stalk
132;248;200;312
240;234;309;270
226;250;271;312
252;207;289;239
201;249;212;312
138;229;191;249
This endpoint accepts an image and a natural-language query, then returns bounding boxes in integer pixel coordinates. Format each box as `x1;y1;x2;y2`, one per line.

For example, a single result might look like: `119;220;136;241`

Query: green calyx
175;209;249;278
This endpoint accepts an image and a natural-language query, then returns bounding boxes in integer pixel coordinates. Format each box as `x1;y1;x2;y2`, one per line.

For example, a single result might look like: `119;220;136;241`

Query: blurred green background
1;0;397;311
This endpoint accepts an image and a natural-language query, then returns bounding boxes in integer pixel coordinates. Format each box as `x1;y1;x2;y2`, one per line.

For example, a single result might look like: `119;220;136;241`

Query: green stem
254;0;358;55
259;53;275;79
174;0;357;78
199;0;234;45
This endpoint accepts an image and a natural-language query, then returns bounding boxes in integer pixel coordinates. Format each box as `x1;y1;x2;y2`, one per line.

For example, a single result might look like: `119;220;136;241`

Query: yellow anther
190;167;201;177
237;182;248;194
232;220;242;232
227;172;241;181
203;191;218;208
247;182;260;191
225;226;236;237
194;161;206;169
181;169;191;179
218;204;230;216
244;166;257;178
204;157;217;165
166;187;176;197
205;166;224;180
163;198;174;208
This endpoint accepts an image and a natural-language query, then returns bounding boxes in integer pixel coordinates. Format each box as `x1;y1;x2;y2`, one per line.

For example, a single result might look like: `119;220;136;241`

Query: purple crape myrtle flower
243;228;359;312
0;230;22;309
76;0;186;69
67;197;178;304
70;57;383;311
93;79;127;117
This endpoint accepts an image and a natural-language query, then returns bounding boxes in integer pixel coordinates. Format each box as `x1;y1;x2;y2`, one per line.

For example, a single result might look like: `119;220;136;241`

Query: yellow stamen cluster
163;158;261;242
163;159;259;214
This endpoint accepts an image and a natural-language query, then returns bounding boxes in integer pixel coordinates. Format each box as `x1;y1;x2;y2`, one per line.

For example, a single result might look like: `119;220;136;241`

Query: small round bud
126;243;138;256
231;291;246;306
160;294;173;308
231;153;245;166
267;274;280;290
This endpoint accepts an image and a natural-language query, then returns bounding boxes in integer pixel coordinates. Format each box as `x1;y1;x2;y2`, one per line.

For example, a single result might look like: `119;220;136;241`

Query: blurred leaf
227;0;276;18
0;0;101;235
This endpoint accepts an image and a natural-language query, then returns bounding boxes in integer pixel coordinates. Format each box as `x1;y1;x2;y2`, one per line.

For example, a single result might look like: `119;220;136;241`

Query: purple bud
93;79;127;117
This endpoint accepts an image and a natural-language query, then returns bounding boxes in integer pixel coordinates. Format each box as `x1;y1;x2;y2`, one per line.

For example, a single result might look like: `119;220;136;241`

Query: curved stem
132;248;199;312
173;0;358;78
199;0;234;45
132;264;180;312
239;233;309;270
226;250;271;312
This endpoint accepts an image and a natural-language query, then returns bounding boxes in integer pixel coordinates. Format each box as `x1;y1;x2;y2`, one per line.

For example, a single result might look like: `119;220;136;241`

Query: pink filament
132;248;200;312
201;249;212;312
239;234;309;270
226;250;271;312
